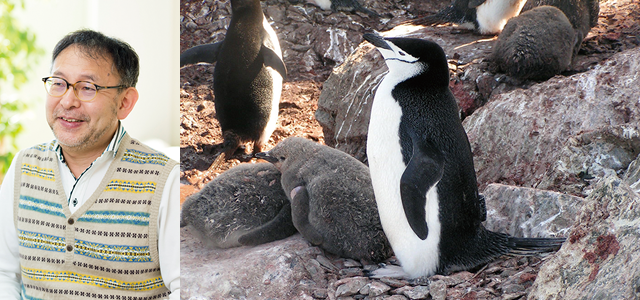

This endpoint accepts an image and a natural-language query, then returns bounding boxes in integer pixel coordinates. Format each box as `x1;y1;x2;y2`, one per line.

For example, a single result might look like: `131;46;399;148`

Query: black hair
52;29;139;88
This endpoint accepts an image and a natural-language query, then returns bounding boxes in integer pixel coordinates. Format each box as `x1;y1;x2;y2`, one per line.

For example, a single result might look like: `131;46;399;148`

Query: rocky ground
180;0;640;298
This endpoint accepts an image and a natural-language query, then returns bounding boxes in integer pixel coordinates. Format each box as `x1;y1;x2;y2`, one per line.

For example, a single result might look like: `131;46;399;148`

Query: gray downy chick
256;137;392;262
181;163;297;248
520;0;600;40
489;5;580;81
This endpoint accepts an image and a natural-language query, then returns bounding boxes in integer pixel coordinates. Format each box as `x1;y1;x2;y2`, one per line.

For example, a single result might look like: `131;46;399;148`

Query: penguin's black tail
410;6;467;27
507;237;566;255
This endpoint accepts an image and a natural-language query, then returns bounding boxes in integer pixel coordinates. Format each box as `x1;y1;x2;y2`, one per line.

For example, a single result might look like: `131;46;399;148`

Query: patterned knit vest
13;134;177;300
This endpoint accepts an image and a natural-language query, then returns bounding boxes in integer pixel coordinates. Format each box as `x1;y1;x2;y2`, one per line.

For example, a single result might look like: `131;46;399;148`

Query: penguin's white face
364;33;427;82
377;41;419;65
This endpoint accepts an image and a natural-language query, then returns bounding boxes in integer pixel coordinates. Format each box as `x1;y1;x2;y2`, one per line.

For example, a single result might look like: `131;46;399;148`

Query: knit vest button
68;218;74;225
66;245;73;252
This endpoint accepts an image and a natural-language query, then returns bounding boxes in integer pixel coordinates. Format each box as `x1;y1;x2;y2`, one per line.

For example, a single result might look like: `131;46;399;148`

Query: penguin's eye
399;51;406;56
279;156;285;161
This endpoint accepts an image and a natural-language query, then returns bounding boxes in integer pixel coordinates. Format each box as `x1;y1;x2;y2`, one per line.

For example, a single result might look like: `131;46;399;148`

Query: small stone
343;259;363;268
316;255;338;271
501;284;525;294
335;277;368;297
429;280;447;300
313;289;328;299
391;286;413;295
380;277;410;288
367;281;391;296
386;295;409;300
359;283;370;295
502;291;527;300
339;268;364;277
402;285;430;299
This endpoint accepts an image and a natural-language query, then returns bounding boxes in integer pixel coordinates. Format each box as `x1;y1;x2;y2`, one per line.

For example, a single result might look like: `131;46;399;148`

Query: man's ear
117;87;139;120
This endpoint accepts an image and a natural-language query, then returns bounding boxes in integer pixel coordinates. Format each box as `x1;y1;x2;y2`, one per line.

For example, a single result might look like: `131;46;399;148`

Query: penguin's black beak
363;32;392;50
255;151;278;163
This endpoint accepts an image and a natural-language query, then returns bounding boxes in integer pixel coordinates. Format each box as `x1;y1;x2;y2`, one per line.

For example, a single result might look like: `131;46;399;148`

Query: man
0;29;179;299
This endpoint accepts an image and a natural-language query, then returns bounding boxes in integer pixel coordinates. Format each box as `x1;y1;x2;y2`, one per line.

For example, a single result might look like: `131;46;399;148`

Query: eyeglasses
42;76;126;102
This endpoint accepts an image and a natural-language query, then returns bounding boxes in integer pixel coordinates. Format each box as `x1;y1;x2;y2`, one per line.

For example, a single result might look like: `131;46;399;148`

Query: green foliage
0;0;44;178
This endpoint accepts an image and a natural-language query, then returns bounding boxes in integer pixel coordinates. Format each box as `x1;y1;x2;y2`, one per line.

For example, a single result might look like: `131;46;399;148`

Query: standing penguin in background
181;0;287;169
363;32;565;278
412;0;527;35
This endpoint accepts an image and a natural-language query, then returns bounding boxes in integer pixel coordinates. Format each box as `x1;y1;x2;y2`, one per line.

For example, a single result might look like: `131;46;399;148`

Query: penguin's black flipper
507;237;566;255
400;138;444;240
260;45;287;79
237;203;298;246
180;42;222;67
290;185;324;245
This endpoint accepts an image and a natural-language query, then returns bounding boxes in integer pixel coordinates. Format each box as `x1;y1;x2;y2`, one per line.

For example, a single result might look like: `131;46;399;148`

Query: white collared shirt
0;123;180;299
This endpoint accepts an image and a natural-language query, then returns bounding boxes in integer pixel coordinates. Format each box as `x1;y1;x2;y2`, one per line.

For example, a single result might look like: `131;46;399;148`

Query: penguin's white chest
367;74;442;278
476;0;527;34
258;16;284;147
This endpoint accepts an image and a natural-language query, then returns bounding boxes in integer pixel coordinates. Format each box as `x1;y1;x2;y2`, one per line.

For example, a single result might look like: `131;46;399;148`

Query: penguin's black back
214;0;275;141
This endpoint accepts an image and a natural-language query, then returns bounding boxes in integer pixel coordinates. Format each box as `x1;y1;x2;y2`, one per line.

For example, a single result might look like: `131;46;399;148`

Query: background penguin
488;6;581;81
180;0;287;169
180;163;297;248
256;137;392;262
363;32;565;278
412;0;528;35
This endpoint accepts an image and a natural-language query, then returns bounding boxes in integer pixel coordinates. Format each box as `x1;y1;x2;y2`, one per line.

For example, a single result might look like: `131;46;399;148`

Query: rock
332;277;368;298
537;125;640;196
482;183;584;238
181;229;321;299
527;176;640;299
367;281;392;296
429;280;447;300
402;285;430;299
623;154;640;194
465;47;640;191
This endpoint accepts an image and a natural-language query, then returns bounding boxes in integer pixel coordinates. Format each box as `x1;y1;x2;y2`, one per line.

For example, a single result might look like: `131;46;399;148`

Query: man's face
45;44;122;153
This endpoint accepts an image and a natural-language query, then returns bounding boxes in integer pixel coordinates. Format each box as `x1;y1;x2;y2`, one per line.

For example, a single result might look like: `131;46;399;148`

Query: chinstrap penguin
363;32;565;278
413;0;528;35
256;137;392;262
180;0;287;169
489;6;581;81
180;163;297;248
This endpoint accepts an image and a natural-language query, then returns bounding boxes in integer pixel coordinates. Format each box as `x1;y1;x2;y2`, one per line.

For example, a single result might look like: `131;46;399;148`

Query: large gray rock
464;47;640;190
482;184;584;238
181;227;320;299
527;176;640;299
537;125;640;196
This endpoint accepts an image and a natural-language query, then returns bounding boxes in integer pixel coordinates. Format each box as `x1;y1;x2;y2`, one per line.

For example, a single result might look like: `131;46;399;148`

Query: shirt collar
53;121;127;163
